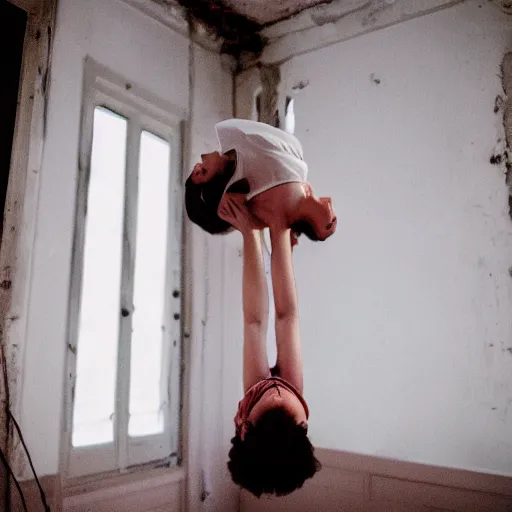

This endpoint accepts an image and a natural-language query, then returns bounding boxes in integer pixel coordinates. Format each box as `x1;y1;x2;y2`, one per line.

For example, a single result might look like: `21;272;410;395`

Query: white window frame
63;58;184;478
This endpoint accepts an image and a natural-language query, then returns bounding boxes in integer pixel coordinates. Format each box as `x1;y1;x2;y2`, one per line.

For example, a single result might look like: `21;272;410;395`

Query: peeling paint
176;0;264;58
370;72;381;84
223;0;333;25
491;0;512;14
500;52;512;220
292;79;310;90
258;63;281;126
361;0;392;27
490;152;505;165
311;0;372;26
494;94;504;113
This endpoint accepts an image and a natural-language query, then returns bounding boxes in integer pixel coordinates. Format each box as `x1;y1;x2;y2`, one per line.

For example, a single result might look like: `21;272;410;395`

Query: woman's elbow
275;307;298;323
244;311;268;328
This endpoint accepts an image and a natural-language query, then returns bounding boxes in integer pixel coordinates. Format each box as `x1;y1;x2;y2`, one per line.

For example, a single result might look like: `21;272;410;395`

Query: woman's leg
242;230;271;392
269;226;303;393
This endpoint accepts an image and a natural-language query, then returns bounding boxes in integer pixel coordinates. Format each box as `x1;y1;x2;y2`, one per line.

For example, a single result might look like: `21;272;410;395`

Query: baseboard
12;474;61;512
8;467;185;512
63;467;185;512
241;448;512;512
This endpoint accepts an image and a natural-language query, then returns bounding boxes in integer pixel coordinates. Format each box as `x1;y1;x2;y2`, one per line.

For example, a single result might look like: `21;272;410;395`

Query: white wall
273;0;512;475
186;43;241;512
14;0;512;506
17;1;235;498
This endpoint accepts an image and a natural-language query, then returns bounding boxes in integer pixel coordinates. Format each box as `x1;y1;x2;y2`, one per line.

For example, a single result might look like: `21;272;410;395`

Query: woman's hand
220;193;300;249
218;193;265;234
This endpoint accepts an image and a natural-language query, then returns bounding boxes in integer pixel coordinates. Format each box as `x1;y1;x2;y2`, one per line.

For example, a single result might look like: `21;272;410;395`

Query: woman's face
191;151;224;184
302;185;337;241
312;197;337;240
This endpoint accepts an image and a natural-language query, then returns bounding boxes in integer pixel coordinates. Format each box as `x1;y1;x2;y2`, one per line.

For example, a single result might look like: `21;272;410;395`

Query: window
284;96;295;134
66;60;183;478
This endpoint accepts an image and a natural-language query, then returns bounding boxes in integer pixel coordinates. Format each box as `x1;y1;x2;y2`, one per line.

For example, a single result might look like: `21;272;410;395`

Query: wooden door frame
0;0;58;496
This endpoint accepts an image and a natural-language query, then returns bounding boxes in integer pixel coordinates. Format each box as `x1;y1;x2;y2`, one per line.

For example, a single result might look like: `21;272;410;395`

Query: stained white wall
14;0;512;506
272;0;512;475
186;44;241;512
17;0;234;495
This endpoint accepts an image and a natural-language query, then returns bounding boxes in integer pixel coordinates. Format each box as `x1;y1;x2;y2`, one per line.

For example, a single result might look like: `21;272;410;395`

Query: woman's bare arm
269;226;303;393
242;229;270;392
220;193;271;392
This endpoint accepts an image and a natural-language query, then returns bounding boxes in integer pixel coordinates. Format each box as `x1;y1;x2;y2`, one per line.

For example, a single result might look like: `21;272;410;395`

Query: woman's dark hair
185;167;320;241
185;171;234;235
291;220;319;241
227;407;321;497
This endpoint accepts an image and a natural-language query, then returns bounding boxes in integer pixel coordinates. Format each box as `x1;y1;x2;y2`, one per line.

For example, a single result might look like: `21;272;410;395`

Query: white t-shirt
215;119;308;200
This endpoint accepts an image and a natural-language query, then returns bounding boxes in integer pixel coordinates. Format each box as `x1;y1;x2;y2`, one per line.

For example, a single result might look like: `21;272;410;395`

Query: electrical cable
9;411;50;512
0;444;28;512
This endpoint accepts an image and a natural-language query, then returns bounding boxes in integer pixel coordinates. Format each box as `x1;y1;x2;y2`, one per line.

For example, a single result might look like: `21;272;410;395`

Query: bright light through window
285;96;295;134
129;132;171;437
72;107;127;447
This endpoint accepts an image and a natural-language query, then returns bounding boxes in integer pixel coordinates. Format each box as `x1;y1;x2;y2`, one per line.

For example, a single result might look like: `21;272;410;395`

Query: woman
185;119;337;245
223;194;321;497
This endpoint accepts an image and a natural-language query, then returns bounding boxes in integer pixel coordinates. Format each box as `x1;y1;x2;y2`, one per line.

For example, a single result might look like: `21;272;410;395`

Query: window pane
72;107;127;447
129;131;170;437
285;97;295;134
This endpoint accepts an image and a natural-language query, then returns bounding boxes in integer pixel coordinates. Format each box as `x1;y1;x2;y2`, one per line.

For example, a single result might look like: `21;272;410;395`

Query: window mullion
116;116;141;471
167;131;183;457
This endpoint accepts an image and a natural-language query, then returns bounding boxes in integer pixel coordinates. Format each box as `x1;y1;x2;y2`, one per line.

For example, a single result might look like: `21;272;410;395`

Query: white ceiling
220;0;329;25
